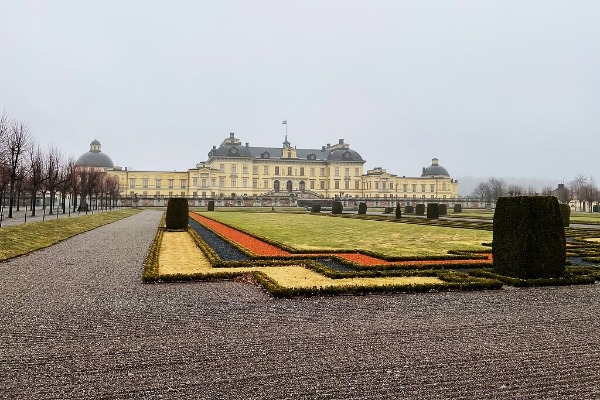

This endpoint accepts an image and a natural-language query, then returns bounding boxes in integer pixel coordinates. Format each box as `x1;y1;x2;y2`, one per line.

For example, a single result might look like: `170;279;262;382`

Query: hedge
426;203;439;220
358;202;367;215
332;201;343;214
415;204;425;215
165;198;189;230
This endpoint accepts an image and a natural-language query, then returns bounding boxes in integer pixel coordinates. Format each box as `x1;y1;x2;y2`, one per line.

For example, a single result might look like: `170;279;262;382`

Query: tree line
0;111;121;219
471;176;599;212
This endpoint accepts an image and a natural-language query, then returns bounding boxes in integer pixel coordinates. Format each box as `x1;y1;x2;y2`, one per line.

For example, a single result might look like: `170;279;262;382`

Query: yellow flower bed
158;231;442;289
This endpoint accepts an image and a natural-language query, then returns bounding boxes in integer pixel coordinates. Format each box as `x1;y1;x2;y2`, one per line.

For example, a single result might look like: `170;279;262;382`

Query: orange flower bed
190;212;291;256
190;212;492;266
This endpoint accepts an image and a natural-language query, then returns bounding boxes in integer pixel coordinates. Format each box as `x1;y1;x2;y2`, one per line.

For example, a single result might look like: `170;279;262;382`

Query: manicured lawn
0;209;140;261
198;211;491;257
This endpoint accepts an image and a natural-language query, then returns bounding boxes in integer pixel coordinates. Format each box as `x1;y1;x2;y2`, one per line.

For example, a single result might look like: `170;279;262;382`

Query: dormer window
342;151;352;160
261;151;270;159
307;153;316;160
229;147;238;155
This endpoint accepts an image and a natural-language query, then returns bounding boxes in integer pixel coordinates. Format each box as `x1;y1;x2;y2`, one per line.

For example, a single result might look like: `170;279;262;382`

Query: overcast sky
2;1;599;192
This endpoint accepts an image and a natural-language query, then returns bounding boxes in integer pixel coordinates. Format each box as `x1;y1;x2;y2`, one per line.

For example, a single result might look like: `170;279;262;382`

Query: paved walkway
2;210;600;399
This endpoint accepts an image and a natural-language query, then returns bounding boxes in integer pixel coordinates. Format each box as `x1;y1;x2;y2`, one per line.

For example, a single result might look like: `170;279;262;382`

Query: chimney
245;142;249;147
229;132;235;139
339;139;344;144
432;158;439;166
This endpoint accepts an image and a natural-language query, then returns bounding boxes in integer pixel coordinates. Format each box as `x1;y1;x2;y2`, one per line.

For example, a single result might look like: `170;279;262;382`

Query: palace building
92;133;458;202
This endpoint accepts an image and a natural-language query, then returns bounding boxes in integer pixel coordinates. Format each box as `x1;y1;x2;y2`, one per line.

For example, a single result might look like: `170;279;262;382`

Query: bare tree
1;118;32;218
507;184;525;196
579;177;598;213
488;177;507;201
56;156;75;214
569;175;588;211
27;144;46;217
43;145;61;214
540;186;553;196
472;182;489;202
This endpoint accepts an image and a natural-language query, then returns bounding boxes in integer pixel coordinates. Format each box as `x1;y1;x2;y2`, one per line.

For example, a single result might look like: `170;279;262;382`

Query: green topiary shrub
453;204;462;213
332;201;343;214
593;205;599;213
207;200;215;211
395;203;402;219
358;202;367;215
426;203;439;219
439;204;447;216
559;203;570;227
166;198;189;230
405;205;414;214
493;196;566;279
415;204;425;215
383;207;394;214
311;204;322;213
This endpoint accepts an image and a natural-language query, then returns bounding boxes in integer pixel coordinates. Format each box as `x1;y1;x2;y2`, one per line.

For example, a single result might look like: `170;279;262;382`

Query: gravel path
2;210;600;399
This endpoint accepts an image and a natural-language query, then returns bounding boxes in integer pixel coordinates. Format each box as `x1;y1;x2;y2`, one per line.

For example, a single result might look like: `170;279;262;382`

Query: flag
281;120;287;125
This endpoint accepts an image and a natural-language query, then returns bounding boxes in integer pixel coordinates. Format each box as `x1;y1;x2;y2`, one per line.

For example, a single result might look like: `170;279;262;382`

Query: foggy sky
2;1;599;193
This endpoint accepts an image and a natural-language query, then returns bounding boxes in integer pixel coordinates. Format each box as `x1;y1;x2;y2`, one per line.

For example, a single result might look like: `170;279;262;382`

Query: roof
421;158;450;177
76;151;115;168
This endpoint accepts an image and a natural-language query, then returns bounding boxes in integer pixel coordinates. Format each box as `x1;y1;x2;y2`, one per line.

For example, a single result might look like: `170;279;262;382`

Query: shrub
453;204;462;213
439;204;447;216
559;203;570;227
383;207;394;214
426;203;440;219
405;205;414;214
207;200;215;211
311;204;322;213
395;203;402;219
415;204;425;215
594;205;599;213
358;202;367;215
166;198;189;230
493;196;565;279
332;201;343;214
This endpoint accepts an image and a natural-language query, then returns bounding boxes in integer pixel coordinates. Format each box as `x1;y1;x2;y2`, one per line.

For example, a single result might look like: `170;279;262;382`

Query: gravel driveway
2;210;600;399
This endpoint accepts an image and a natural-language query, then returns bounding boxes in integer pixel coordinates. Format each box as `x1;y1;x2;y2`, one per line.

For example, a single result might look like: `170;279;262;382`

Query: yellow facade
108;133;458;201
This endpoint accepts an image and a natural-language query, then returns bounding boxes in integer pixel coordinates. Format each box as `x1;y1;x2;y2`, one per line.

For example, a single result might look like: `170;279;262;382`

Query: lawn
0;209;140;261
198;211;491;257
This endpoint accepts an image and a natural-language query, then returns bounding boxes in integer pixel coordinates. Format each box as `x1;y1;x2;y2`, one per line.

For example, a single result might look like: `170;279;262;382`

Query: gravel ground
2;210;600;399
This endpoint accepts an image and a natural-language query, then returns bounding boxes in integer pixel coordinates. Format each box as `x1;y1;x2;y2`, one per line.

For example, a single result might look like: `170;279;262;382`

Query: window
430;184;435;192
375;182;379;190
156;179;162;188
219;178;224;188
320;168;326;177
201;178;207;188
288;167;293;176
231;164;237;174
354;181;359;190
263;166;269;175
412;184;416;192
168;179;174;189
231;178;237;188
335;167;340;177
431;195;435;199
211;178;216;187
263;179;269;189
192;192;197;197
242;178;248;188
192;177;198;186
219;164;225;172
252;179;258;188
181;192;186;197
275;166;280;175
442;183;447;191
180;179;187;189
320;181;326;190
253;165;258;175
242;164;248;174
382;182;386;190
345;168;350;177
143;191;147;196
389;183;393;190
300;167;305;176
421;184;426;192
129;179;136;188
142;179;148;188
403;184;408;192
310;168;315;177
355;168;360;177
168;191;172;197
129;191;134;196
344;181;349;190
310;180;315;189
335;180;340;189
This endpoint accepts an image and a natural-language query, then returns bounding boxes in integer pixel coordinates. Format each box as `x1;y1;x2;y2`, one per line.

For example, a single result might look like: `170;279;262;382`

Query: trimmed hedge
559;203;570;227
453;204;462;213
439;204;447;216
311;204;322;213
207;200;215;211
426;203;439;220
332;201;343;214
383;207;394;214
358;202;367;215
395;203;402;219
165;198;189;230
405;205;414;214
493;196;566;279
415;204;425;215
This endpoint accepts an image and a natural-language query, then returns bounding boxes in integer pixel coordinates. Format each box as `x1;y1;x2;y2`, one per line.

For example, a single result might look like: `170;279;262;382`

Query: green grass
198;211;492;257
0;209;141;261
